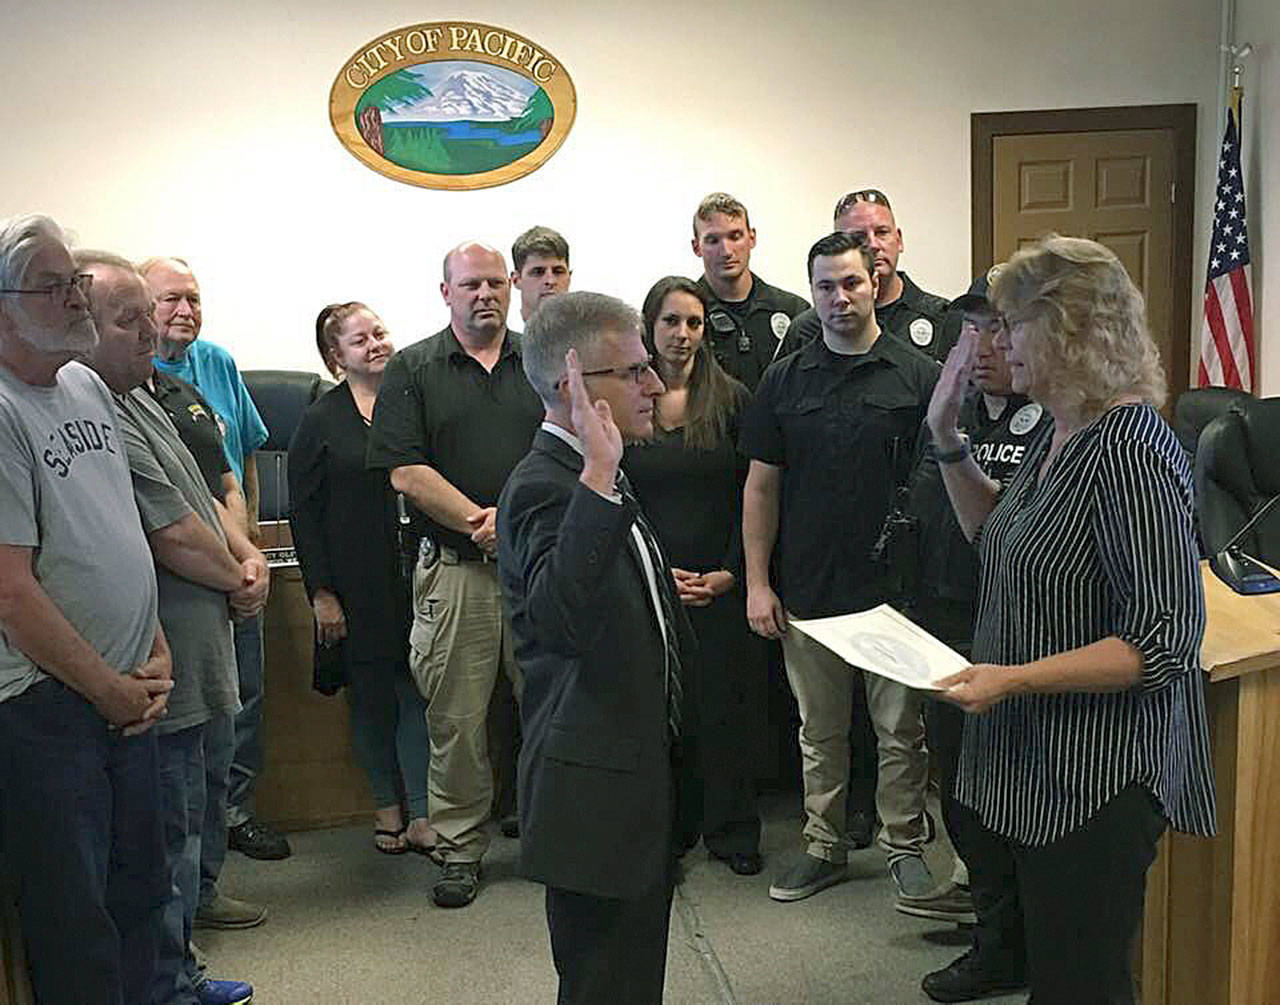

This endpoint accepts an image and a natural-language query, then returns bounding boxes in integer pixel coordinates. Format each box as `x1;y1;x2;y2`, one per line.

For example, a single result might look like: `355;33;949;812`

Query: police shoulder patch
909;317;933;346
1008;402;1044;436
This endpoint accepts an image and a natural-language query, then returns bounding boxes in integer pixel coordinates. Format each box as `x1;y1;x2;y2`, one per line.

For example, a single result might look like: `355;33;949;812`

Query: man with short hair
691;192;810;391
741;231;941;907
0;214;173;1005
139;257;281;930
511;225;572;323
367;241;541;908
79;250;266;1005
781;189;952;362
499;291;696;1003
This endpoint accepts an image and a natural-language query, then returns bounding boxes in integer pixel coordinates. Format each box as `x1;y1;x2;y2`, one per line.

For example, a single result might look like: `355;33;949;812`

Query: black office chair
1195;397;1280;570
242;370;333;524
1173;386;1255;461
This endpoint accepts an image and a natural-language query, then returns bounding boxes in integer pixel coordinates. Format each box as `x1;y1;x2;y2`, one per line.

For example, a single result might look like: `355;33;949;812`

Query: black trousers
545;874;675;1005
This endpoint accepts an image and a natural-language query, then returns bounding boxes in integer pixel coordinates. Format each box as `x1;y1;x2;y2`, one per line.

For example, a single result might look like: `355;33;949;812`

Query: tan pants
409;552;522;864
780;628;928;864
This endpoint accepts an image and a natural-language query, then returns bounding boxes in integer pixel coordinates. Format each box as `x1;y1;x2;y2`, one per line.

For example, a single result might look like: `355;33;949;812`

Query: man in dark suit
497;291;697;1004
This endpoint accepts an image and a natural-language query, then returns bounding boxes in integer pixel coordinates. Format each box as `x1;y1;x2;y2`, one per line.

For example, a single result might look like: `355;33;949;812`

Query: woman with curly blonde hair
921;235;1215;1004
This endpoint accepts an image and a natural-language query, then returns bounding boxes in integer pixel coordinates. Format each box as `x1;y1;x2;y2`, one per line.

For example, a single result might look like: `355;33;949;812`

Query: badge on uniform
909;318;934;347
1008;402;1043;435
770;312;791;340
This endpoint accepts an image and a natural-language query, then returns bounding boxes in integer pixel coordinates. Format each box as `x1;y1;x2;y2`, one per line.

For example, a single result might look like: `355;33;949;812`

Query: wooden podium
1141;563;1280;1004
254;521;374;830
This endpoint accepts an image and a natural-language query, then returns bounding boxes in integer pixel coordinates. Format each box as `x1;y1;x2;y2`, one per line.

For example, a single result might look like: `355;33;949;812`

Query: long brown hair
641;276;749;450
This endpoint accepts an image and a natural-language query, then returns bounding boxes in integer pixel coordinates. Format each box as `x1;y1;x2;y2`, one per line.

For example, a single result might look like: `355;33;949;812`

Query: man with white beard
0;214;173;1005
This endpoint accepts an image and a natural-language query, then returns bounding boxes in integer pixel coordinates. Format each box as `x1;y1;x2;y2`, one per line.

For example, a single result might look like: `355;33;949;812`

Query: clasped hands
672;568;734;607
98;651;174;737
230;554;270;620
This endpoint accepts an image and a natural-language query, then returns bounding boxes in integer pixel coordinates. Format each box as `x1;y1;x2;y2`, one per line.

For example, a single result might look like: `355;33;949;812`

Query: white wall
1236;0;1277;394
0;0;1226;377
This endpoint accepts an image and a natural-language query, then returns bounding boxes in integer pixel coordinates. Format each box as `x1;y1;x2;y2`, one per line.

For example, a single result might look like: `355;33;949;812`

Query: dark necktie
617;472;684;742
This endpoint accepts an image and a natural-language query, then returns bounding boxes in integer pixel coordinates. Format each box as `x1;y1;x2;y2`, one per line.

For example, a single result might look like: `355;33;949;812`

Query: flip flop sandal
406;838;444;865
374;827;409;855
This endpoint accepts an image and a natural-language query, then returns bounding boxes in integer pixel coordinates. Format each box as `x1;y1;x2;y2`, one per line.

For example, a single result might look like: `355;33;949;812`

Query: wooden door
973;106;1197;395
994;130;1176;377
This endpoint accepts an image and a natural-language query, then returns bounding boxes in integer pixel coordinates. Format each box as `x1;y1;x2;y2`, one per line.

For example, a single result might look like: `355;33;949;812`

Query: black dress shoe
227;818;292;860
727;852;763;876
846;809;877;849
922;950;1027;1002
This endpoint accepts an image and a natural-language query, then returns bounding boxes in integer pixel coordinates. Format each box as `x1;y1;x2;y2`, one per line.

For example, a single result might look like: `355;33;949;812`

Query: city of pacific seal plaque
329;22;577;190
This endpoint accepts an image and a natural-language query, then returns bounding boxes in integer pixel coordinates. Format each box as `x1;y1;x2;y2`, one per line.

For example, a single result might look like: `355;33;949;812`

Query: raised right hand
566;348;622;491
746;585;788;639
313;589;348;645
927;328;978;443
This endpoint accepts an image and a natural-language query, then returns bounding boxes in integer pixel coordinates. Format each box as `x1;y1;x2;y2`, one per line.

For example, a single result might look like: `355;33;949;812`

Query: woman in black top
925;237;1216;1004
288;303;431;855
623;276;765;875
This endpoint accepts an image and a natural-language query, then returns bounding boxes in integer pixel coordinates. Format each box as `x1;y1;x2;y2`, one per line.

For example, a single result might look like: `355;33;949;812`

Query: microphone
1209;491;1280;595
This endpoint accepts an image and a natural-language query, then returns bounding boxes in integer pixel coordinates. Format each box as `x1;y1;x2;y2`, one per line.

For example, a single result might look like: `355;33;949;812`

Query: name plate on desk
1199;560;1280;682
259;521;299;569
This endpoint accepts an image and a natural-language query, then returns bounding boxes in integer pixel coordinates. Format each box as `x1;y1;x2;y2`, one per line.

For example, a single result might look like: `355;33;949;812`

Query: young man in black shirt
366;241;542;909
511;225;572;325
741;230;943;911
691;192;810;391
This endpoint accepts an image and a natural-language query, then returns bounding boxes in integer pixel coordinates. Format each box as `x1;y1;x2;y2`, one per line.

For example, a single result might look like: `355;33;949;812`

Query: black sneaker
432;862;481;908
922;950;1027;1002
227;819;292;860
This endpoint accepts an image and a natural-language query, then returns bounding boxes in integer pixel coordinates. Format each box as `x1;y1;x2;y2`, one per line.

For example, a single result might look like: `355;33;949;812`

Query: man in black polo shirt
781;189;952;363
742;231;941;908
367;241;542;909
691;192;810;391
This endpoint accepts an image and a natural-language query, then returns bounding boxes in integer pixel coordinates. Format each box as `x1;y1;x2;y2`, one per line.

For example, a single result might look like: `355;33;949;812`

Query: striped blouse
954;403;1217;846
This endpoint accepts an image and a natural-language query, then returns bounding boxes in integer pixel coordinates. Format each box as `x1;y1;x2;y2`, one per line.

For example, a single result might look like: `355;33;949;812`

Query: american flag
1198;103;1255;391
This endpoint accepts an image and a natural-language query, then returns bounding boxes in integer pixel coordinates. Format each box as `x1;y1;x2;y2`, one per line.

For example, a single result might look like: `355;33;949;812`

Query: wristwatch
935;434;971;465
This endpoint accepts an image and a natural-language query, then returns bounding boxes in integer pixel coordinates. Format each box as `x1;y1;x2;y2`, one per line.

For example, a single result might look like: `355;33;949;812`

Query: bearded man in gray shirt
0;214;173;1005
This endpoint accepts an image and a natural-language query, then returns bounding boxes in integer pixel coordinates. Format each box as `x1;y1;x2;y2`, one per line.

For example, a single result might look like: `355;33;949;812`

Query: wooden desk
1141;563;1280;1004
254;522;374;831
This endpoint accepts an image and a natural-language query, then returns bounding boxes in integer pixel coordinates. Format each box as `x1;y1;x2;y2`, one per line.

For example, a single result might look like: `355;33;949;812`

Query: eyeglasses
558;358;657;388
833;189;893;218
0;274;94;301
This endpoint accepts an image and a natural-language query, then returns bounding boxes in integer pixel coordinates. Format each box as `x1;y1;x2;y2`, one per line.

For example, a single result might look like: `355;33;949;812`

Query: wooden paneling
256;557;374;831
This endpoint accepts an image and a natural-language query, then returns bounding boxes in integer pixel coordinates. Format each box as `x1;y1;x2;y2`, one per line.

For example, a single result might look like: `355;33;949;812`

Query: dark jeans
346;659;429;818
545;874;674;1005
0;679;167;1005
953;783;1166;1004
226;614;264;827
153;724;207;1005
199;710;233;909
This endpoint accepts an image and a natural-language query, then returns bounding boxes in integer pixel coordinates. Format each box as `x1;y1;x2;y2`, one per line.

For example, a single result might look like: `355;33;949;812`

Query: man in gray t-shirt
79;250;265;1005
0;214;172;1005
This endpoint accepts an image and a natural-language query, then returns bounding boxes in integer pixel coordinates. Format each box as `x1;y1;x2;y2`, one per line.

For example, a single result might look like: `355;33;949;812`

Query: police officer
781;189;953;362
691;192;810;391
906;269;1051;1002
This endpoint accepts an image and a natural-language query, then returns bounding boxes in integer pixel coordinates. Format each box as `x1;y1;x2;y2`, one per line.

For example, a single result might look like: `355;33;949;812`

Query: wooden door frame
971;104;1198;393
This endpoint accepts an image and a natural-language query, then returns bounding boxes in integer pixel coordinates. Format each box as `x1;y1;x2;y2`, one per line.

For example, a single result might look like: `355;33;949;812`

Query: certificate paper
789;604;971;691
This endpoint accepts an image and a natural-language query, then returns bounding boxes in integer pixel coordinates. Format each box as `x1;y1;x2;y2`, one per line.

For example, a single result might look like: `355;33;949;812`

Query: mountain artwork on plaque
330;22;577;190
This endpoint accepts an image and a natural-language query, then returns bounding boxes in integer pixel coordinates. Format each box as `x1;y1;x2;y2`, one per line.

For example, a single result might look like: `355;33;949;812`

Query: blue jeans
0;679;167;1005
153;725;206;1005
199;711;233;909
227;614;264;828
346;659;429;818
